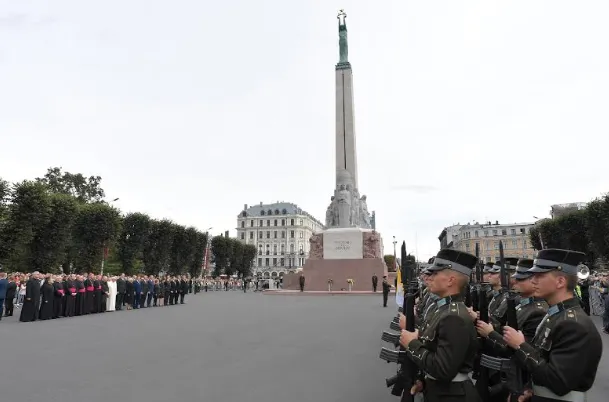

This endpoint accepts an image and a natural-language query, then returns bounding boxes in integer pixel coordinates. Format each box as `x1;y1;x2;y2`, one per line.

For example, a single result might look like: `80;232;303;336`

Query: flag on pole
395;260;404;307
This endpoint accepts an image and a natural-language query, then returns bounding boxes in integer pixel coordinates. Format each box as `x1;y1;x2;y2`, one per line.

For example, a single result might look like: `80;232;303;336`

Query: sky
1;0;608;262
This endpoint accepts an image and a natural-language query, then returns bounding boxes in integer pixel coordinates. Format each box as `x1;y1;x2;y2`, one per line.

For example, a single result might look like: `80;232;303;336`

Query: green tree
116;212;151;274
585;195;609;261
37;166;105;203
241;244;256;277
29;193;79;273
384;254;396;271
229;239;244;277
72;203;122;273
142;219;175;275
169;224;195;275
0;177;11;222
0;181;52;271
188;231;208;277
211;235;232;277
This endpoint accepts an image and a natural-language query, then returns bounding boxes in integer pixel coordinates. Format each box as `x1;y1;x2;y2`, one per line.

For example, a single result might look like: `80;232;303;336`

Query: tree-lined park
0;167;256;277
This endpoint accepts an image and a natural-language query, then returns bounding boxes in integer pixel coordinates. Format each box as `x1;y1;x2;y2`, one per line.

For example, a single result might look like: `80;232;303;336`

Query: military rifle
474;249;491;401
381;242;418;401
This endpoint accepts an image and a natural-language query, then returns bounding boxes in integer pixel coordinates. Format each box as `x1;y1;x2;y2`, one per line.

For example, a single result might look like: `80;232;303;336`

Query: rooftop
238;202;324;227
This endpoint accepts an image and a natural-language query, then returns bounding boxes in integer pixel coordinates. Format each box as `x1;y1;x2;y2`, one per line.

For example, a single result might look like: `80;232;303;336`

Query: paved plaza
1;292;607;402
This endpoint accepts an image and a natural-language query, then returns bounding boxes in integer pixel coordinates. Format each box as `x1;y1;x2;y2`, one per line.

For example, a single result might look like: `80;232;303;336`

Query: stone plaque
323;229;363;259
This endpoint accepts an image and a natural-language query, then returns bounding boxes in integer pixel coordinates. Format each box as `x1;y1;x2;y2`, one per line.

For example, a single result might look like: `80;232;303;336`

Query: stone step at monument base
263;290;394;296
281;258;388;292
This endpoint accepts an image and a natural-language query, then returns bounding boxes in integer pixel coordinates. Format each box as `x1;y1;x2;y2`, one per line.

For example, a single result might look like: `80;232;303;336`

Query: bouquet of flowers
347;278;354;291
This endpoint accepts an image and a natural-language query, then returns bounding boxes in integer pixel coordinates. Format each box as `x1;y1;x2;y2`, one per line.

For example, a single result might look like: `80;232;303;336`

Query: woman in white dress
107;277;117;311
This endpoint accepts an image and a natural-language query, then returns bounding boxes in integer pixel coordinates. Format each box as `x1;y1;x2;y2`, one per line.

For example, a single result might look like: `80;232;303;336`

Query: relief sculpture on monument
308;234;324;260
362;231;382;259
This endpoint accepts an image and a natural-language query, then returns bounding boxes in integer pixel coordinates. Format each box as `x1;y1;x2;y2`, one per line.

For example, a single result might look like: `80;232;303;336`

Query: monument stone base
281;228;387;292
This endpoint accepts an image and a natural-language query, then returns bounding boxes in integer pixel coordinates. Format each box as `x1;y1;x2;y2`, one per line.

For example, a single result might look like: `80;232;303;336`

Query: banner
395;264;404;307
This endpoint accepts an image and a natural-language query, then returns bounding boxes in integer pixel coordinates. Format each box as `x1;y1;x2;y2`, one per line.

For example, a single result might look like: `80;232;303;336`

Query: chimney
260;202;263;206
244;204;248;210
225;230;229;238
495;220;499;225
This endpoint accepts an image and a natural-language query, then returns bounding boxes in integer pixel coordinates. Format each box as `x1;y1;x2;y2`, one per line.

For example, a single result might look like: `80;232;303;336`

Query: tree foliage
37;167;105;203
211;235;231;277
116;212;151;274
241;244;256;277
384;254;396;271
0;168;211;276
72;203;122;273
530;194;609;266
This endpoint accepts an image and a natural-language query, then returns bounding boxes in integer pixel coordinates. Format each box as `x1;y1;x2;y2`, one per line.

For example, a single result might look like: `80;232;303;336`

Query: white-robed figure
107;277;117;311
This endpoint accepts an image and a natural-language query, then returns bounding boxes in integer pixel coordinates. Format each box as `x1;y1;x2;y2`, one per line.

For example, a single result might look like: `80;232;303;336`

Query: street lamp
100;197;120;275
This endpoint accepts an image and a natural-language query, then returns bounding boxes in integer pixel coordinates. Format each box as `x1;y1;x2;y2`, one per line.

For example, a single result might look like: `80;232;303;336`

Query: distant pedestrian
299;274;305;292
372;274;378;292
382;276;390;307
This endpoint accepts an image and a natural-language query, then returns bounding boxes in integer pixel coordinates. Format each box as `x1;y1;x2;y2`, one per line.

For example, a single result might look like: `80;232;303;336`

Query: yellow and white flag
395;263;404;307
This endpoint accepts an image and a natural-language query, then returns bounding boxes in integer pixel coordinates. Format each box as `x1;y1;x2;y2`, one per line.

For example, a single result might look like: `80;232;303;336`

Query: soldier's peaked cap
427;249;478;276
528;249;586;276
513;258;534;279
483;262;494;273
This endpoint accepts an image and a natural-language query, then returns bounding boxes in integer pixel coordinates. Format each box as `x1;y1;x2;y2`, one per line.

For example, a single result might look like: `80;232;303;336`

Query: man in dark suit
133;278;142;309
140;276;149;308
4;275;17;317
372;274;378;292
299;274;305;292
382;276;390;307
116;274;126;310
147;277;154;307
0;272;8;320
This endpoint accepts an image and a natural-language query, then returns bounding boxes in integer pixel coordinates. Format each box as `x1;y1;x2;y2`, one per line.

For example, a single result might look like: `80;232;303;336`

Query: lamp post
202;227;213;278
393;236;397;271
532;216;545;250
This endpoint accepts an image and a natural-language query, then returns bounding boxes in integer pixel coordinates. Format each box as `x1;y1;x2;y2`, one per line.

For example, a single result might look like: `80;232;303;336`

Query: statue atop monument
337;9;349;65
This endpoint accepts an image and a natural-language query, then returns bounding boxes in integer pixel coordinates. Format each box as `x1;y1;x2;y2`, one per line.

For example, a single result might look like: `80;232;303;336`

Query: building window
290;230;295;238
273;244;278;255
282;208;287;214
267;210;272;215
282;231;286;239
511;229;516;235
290;219;295;226
275;209;280;215
299;231;304;238
258;231;262;238
290;244;295;253
273;258;277;266
266;231;270;239
274;231;278;239
261;210;265;216
474;230;479;237
266;244;270;255
512;239;517;248
280;258;285;266
250;220;254;227
502;229;507;236
249;232;254;239
494;241;499;250
274;219;277;226
240;221;244;228
281;244;285;254
520;228;526;234
265;258;269;266
300;219;303;225
260;220;263;227
465;243;470;252
267;219;270;226
484;230;488;237
281;219;285;226
299;245;304;253
258;245;262;255
493;230;497;236
240;232;245;239
258;258;262;266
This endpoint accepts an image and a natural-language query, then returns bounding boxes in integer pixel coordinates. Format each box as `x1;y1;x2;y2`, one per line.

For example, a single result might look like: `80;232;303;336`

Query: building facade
236;202;325;279
438;221;536;263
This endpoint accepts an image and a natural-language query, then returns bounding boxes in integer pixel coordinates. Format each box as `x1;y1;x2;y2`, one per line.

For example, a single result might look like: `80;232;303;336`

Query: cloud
0;14;28;28
389;184;438;194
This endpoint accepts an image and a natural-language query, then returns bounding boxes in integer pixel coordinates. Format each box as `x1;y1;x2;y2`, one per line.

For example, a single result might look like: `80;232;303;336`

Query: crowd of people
0;271;210;322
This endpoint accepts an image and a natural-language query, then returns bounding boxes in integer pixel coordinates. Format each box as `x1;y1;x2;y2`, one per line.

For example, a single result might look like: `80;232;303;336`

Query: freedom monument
282;11;387;292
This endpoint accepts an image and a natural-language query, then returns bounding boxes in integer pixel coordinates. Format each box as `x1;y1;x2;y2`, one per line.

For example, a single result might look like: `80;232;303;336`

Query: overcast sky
1;0;608;261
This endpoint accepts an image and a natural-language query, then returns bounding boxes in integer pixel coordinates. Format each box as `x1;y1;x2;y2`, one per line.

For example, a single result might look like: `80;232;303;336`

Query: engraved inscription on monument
323;229;363;260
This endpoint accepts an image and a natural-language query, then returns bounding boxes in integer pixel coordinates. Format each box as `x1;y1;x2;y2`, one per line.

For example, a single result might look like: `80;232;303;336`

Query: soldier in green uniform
503;249;602;402
398;249;480;402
